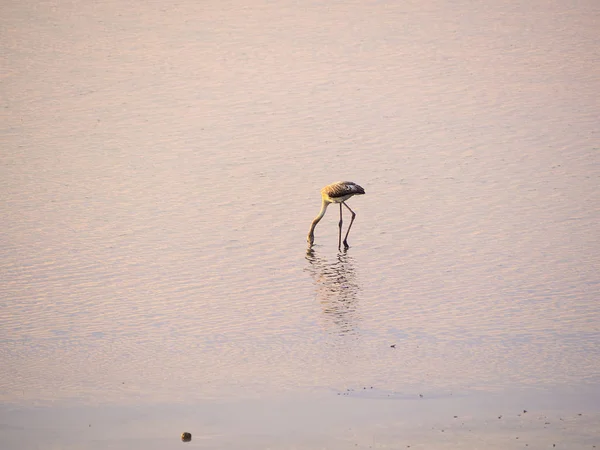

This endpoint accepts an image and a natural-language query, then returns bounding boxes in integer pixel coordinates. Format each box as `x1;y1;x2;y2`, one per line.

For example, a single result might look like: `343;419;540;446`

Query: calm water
2;0;599;448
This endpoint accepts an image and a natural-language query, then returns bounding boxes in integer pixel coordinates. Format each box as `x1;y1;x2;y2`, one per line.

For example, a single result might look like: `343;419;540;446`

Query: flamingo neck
307;198;330;243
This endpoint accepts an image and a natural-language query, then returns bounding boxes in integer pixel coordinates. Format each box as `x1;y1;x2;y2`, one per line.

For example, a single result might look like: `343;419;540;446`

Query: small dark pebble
523;410;527;413
545;422;550;425
578;413;582;416
419;394;423;398
553;445;555;447
498;415;502;419
453;416;458;418
181;432;192;442
390;344;396;348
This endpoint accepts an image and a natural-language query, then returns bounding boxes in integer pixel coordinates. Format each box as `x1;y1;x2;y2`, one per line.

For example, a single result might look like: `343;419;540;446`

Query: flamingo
307;181;365;249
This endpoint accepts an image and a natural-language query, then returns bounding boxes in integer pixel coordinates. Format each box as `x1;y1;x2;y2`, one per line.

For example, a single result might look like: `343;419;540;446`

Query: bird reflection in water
305;248;360;336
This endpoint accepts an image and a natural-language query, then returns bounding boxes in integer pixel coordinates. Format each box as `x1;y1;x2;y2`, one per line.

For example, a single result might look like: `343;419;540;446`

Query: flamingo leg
341;201;357;249
338;203;344;250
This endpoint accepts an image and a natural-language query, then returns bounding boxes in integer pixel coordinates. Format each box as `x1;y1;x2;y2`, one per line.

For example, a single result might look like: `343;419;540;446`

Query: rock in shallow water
181;432;192;442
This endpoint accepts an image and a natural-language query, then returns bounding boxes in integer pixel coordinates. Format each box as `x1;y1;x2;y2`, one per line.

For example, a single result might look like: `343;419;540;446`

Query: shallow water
1;0;599;447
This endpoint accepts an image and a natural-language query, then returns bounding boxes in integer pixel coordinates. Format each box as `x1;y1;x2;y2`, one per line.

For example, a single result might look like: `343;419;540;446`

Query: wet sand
2;388;599;449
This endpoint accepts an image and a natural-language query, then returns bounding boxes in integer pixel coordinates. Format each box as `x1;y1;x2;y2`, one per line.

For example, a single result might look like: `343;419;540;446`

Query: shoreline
2;386;599;449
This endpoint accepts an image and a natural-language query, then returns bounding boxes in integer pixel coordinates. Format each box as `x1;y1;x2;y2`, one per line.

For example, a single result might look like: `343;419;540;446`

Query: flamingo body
307;181;365;249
